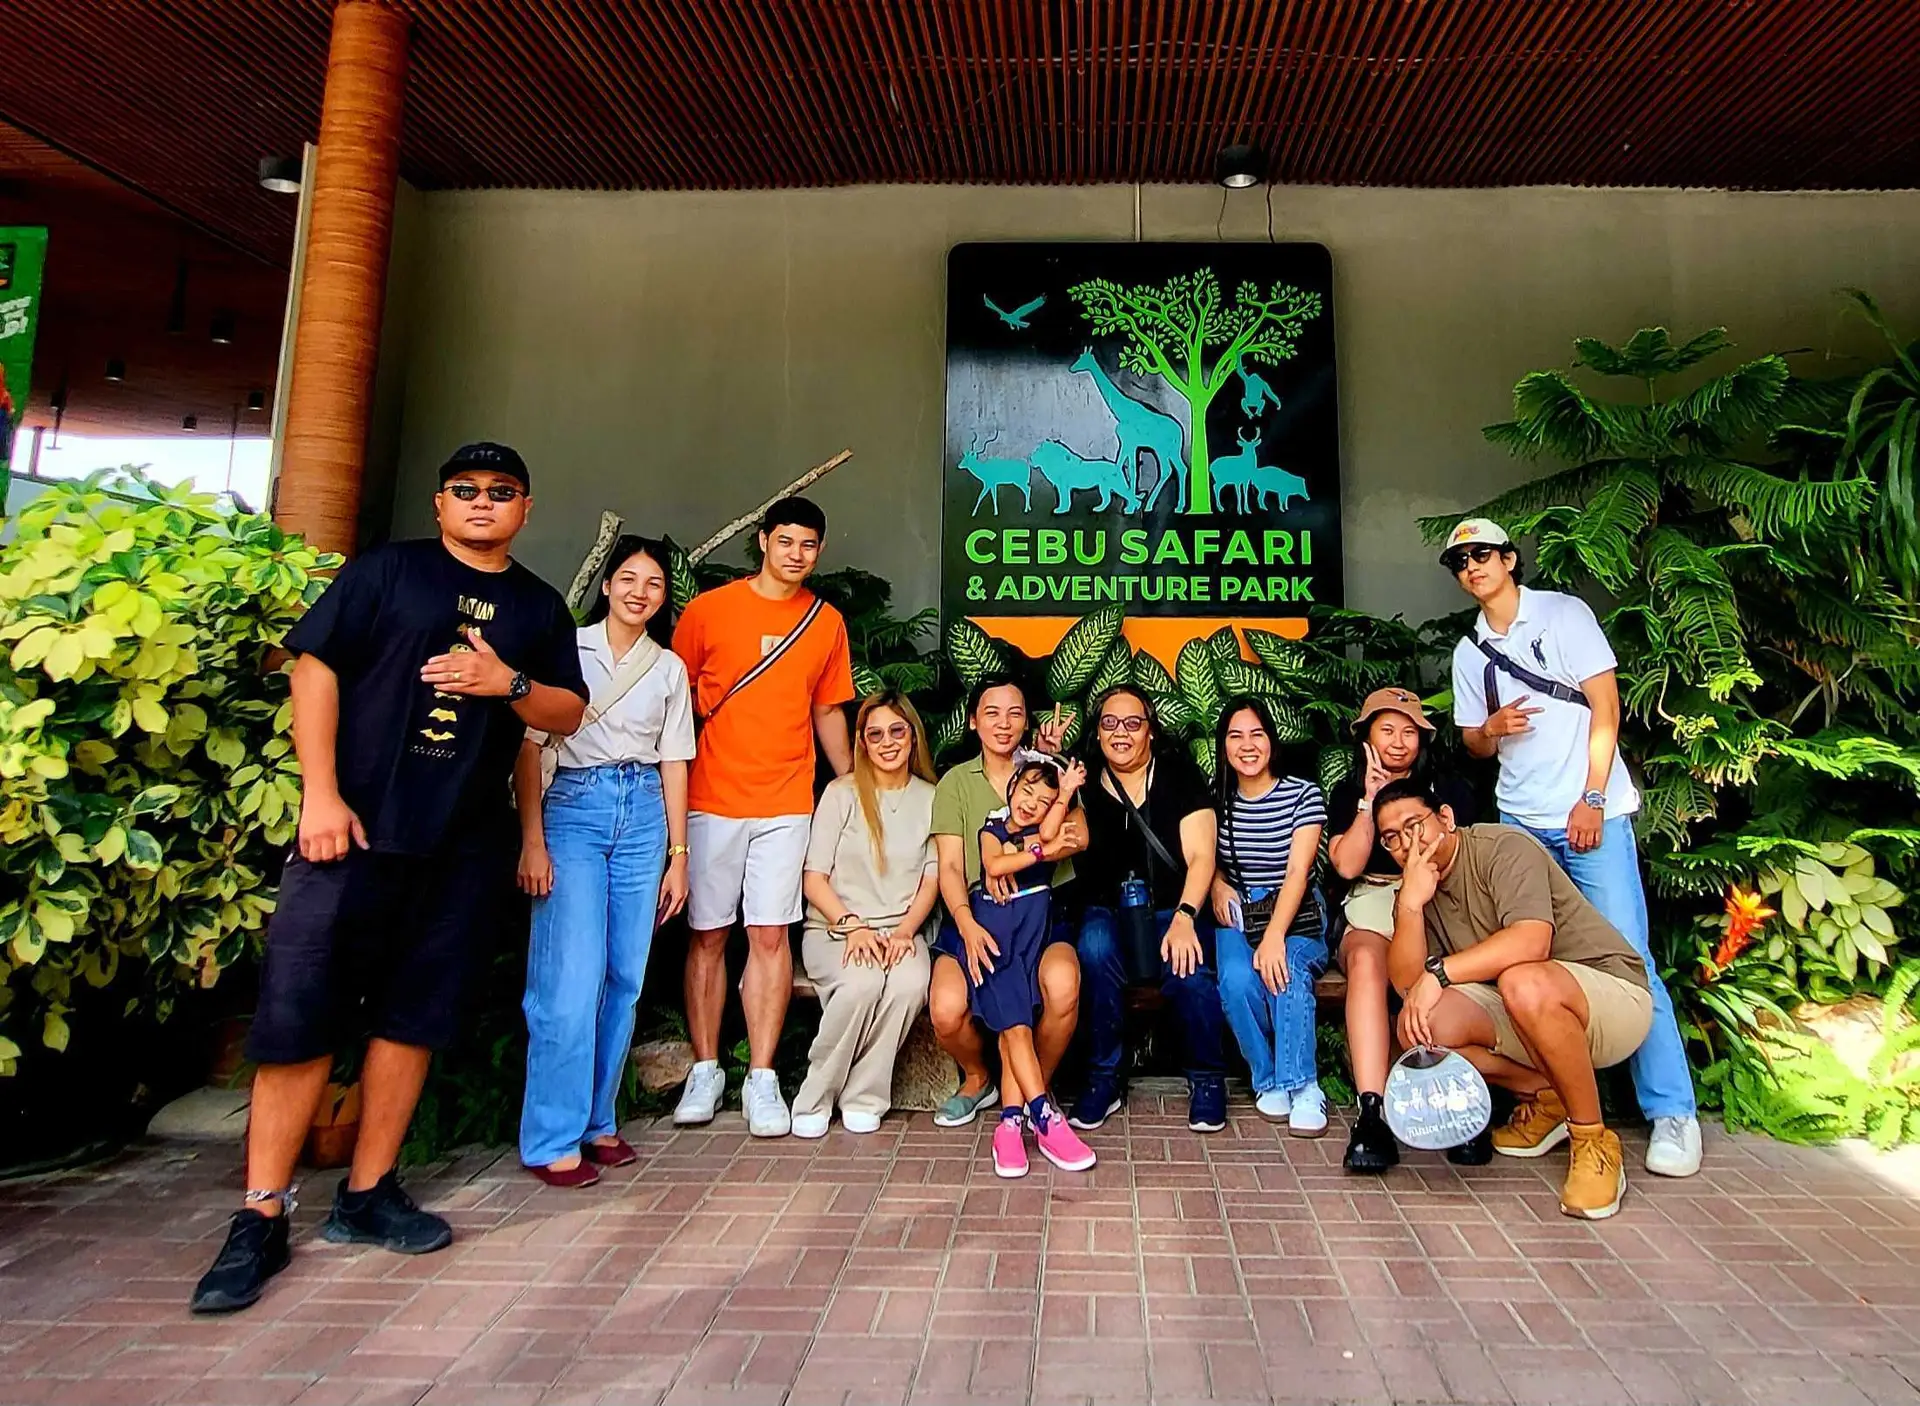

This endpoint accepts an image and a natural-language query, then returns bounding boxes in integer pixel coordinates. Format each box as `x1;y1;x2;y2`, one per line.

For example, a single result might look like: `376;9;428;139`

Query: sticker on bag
1383;1045;1492;1152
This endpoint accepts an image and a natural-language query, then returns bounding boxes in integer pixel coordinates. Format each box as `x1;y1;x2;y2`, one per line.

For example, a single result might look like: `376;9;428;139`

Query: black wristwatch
1424;953;1452;988
1175;901;1199;922
506;670;531;702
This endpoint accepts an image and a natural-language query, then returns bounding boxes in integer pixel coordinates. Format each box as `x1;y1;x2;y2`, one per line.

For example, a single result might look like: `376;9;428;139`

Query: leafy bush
0;470;335;1071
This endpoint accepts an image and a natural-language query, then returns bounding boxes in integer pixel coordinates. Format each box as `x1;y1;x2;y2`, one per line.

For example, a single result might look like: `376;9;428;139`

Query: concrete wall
376;183;1920;625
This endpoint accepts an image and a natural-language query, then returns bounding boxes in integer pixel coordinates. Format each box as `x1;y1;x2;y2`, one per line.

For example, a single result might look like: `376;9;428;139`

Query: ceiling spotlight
210;311;236;345
1214;143;1266;190
257;155;302;195
246;389;266;413
182;414;198;432
104;357;126;382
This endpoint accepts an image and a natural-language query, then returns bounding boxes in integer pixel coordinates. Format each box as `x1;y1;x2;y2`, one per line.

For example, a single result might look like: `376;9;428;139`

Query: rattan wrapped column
274;0;410;557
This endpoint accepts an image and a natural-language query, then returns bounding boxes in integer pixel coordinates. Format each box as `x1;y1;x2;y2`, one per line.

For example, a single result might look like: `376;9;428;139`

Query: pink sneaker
1034;1107;1097;1172
991;1117;1029;1179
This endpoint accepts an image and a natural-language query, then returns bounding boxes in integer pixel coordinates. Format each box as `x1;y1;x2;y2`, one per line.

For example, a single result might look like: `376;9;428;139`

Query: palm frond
1575;326;1731;380
1421;460;1631;543
1672;356;1790;448
1671;459;1868;538
1643;527;1759;700
1497;371;1611;463
1532;466;1659;593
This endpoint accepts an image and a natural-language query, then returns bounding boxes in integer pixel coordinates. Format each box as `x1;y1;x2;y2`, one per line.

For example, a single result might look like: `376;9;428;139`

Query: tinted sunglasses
1098;715;1148;734
444;481;526;503
863;722;912;744
1441;543;1501;572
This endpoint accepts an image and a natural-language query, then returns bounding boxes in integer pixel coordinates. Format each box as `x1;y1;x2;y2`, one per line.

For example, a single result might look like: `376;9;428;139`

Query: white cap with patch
1440;517;1512;561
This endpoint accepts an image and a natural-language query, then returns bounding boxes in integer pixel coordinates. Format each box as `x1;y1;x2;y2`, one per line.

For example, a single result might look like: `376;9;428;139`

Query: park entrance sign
942;241;1341;666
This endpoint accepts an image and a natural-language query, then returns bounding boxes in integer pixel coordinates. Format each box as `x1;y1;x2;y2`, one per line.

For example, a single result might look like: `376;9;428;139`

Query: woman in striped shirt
1210;695;1330;1134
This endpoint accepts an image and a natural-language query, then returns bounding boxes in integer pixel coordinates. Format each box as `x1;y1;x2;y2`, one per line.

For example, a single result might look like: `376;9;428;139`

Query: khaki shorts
1454;962;1654;1071
1342;876;1400;936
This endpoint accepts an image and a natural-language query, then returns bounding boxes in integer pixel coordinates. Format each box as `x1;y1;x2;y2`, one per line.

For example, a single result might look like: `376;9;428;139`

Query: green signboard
0;227;50;494
942;241;1340;667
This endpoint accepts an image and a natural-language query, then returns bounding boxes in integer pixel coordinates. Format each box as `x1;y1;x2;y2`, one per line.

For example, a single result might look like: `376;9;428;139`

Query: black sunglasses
1442;543;1501;572
444;481;525;503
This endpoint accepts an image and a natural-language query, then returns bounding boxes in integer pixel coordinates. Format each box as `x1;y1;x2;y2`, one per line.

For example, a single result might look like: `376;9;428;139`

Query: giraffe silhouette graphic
1070;348;1190;512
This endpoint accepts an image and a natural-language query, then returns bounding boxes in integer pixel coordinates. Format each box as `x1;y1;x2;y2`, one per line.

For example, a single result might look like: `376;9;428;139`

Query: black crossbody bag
1106;763;1182;982
1476;637;1588;711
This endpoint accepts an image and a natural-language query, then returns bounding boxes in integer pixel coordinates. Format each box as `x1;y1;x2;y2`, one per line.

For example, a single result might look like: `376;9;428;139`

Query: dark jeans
1077;906;1226;1084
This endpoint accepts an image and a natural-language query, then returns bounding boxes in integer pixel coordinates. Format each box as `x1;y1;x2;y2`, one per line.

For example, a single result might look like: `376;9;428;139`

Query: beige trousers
793;926;931;1120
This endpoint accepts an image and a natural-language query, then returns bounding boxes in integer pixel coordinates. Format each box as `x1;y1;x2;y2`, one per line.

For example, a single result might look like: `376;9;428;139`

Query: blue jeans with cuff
1506;812;1697;1120
521;763;668;1166
1217;924;1326;1095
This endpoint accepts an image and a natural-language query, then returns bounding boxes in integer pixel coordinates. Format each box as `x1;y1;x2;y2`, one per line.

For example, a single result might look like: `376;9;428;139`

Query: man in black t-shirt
192;443;587;1316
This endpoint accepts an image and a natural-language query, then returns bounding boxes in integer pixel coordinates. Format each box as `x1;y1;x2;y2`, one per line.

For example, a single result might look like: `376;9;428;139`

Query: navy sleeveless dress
969;816;1054;1033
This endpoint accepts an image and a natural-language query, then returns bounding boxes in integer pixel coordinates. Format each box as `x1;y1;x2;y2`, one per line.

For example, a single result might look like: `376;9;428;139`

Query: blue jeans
1505;812;1697;1120
1217;925;1326;1094
1077;906;1226;1083
521;763;668;1166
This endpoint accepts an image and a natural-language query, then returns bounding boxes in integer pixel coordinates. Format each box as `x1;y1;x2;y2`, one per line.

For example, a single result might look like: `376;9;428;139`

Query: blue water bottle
1117;873;1157;981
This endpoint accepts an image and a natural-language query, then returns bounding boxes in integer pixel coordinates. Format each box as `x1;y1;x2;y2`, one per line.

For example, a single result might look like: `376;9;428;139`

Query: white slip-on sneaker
790;1109;831;1139
742;1068;792;1138
1255;1088;1292;1121
672;1061;725;1126
839;1109;883;1134
1287;1083;1329;1138
1645;1115;1703;1177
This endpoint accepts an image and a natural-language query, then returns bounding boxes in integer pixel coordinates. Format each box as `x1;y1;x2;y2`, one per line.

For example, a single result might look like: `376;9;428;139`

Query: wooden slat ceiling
3;0;1918;268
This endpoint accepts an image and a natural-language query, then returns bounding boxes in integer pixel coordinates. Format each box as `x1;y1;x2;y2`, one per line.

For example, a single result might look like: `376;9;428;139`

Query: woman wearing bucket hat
1324;687;1477;1173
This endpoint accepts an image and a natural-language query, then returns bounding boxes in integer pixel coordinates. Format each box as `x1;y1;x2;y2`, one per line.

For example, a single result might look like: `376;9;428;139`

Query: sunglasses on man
444;481;526;503
1441;543;1501;573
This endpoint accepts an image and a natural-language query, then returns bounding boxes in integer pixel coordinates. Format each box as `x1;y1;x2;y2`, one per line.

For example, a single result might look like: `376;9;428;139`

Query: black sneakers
189;1209;291;1314
320;1171;453;1254
1343;1093;1400;1174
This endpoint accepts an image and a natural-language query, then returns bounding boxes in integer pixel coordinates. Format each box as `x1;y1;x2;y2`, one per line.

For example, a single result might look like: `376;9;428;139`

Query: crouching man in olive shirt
1374;779;1654;1220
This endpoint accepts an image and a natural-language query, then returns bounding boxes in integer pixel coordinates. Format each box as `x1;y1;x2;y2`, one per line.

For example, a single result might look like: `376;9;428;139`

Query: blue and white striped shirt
1218;776;1327;934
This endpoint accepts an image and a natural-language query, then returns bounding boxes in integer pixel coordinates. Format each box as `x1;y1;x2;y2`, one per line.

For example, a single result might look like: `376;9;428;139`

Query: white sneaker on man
840;1108;883;1135
1287;1083;1329;1138
790;1109;831;1139
673;1061;725;1126
1645;1115;1703;1177
742;1068;792;1138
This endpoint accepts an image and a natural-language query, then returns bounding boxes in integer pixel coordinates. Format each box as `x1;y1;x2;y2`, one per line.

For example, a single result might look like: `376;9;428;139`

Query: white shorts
687;812;810;931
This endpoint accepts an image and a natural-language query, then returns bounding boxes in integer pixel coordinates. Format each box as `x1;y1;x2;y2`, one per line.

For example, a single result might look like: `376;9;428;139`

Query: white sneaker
840;1109;883;1134
1255;1088;1292;1121
742;1068;791;1138
1645;1115;1703;1177
790;1109;830;1139
673;1061;725;1126
1287;1083;1328;1138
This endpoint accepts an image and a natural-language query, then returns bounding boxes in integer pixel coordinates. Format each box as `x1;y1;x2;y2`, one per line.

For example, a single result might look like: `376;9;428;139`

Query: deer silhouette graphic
1210;428;1312;514
1238;367;1282;419
1070;349;1190;513
1028;440;1139;515
957;431;1035;516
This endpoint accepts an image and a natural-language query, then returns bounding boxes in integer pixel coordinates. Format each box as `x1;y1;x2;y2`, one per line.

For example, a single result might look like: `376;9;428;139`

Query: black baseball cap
438;441;530;489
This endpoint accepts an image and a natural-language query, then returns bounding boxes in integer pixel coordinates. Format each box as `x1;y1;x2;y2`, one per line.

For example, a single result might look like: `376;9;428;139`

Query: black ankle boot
1343;1093;1400;1174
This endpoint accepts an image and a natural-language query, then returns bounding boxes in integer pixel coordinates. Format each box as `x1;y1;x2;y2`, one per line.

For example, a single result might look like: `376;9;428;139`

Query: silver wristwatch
1581;789;1606;811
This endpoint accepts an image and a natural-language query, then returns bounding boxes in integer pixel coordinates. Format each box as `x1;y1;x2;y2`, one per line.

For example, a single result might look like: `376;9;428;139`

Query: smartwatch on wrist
1424;953;1452;988
1175;901;1199;922
1355;798;1373;814
506;670;532;702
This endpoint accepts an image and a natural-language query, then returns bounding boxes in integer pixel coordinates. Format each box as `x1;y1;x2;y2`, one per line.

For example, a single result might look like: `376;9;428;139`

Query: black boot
189;1209;291;1314
320;1171;452;1254
1343;1093;1400;1174
1448;1126;1494;1166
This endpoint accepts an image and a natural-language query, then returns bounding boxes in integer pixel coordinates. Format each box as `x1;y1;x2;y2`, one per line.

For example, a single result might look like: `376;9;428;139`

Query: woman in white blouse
792;691;941;1137
513;537;695;1186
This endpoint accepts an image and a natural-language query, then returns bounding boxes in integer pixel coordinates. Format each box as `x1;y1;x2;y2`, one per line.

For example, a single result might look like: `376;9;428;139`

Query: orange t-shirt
673;578;855;819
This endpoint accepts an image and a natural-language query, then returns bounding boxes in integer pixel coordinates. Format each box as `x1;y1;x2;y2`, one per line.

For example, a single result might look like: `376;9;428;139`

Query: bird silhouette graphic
984;293;1046;330
428;707;458;723
420;728;455;743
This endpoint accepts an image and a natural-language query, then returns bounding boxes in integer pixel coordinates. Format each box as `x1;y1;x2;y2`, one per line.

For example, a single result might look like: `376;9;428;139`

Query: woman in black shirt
1067;685;1230;1135
1324;687;1476;1175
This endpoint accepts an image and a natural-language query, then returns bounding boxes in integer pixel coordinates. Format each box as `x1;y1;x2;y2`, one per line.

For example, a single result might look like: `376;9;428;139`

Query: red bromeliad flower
1702;886;1776;981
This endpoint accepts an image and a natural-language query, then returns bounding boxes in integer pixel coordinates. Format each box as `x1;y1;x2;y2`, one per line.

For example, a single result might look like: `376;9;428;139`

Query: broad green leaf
1043;605;1124;701
1085;637;1134;699
131;697;168;734
42;1010;70;1054
944;617;1008;689
1175;640;1221;730
123;829;165;870
94;826;128;865
128;784;182;817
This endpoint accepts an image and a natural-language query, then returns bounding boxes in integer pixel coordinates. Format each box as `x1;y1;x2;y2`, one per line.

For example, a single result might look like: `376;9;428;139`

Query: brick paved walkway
3;1086;1919;1406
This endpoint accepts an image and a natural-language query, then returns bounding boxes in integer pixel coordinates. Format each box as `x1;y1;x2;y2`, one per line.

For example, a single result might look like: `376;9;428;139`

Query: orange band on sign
967;615;1308;672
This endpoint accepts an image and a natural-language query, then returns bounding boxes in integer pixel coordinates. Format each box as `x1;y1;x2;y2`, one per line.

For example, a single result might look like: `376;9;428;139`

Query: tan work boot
1492;1087;1570;1158
1560;1122;1627;1219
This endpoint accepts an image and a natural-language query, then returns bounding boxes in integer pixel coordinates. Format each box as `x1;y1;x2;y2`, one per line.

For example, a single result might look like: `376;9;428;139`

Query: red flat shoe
526;1161;600;1188
583;1137;638;1168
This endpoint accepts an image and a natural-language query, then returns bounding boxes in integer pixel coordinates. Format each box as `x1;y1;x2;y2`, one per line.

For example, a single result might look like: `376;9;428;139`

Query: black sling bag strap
700;596;826;724
1106;762;1181;875
1476;637;1589;712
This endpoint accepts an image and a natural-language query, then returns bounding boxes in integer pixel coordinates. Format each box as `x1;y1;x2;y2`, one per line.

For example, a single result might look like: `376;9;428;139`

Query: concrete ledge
147;1086;250;1142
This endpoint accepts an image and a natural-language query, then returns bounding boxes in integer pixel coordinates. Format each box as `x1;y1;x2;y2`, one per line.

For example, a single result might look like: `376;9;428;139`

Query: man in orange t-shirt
670;496;855;1136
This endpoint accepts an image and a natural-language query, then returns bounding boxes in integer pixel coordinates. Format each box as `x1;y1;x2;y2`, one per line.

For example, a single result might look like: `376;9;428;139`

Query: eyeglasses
1441;543;1500;573
1378;813;1434;851
1098;715;1148;734
863;722;912;745
445;481;525;503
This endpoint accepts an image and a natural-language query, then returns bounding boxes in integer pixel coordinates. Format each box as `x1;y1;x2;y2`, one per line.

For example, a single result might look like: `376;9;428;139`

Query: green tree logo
1068;269;1322;515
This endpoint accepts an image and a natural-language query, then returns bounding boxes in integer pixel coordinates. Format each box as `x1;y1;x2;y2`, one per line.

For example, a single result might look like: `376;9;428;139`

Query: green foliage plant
0;470;336;1071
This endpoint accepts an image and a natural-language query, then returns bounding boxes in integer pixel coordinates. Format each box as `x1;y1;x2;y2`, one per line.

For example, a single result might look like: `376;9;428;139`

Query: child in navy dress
972;753;1097;1177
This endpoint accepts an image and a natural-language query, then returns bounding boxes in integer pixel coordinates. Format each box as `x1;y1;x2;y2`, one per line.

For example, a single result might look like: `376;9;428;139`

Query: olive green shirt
930;754;1077;890
1424;825;1648;989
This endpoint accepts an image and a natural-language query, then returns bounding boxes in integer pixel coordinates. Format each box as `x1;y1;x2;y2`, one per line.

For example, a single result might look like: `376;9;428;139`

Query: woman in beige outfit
792;691;940;1137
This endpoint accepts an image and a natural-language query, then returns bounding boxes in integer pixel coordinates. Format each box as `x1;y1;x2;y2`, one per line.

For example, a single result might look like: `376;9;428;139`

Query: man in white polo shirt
1442;517;1702;1179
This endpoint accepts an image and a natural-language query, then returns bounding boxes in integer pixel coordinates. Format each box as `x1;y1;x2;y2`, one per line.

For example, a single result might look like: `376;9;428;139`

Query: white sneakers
673;1061;725;1125
1645;1115;1703;1177
1255;1088;1292;1121
1287;1083;1329;1138
791;1109;831;1139
840;1109;882;1135
742;1068;792;1138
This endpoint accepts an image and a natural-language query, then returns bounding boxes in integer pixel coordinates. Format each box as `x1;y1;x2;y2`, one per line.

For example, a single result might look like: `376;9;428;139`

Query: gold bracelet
667;843;690;858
